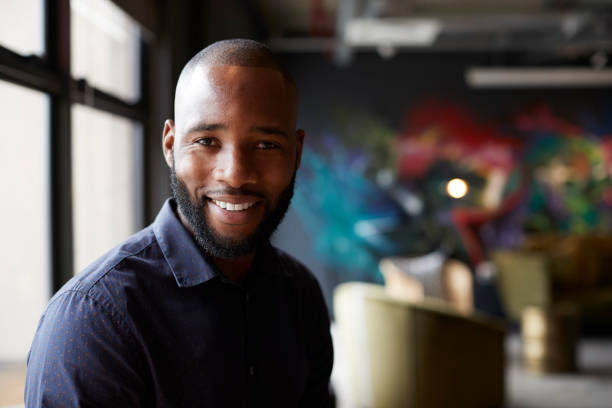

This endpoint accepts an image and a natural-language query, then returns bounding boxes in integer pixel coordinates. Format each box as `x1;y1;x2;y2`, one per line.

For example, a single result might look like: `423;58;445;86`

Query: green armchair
333;282;505;408
493;234;612;325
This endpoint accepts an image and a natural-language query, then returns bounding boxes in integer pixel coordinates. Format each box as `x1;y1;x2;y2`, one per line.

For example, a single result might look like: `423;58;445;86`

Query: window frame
0;0;149;293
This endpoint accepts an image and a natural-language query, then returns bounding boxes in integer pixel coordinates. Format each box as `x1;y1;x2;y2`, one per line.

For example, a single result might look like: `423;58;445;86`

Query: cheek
175;152;213;191
256;155;295;197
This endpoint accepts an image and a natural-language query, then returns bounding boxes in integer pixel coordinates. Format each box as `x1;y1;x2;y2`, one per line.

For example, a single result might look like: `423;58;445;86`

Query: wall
273;51;612;313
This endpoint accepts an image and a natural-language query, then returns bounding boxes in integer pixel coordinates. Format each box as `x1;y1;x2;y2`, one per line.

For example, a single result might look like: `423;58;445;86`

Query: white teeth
212;200;256;211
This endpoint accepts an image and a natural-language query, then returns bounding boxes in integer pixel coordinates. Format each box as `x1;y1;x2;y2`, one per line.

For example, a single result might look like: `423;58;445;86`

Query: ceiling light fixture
344;18;441;47
466;67;612;88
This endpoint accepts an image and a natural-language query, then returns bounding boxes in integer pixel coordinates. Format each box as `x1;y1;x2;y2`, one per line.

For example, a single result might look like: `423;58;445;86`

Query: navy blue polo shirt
25;199;333;407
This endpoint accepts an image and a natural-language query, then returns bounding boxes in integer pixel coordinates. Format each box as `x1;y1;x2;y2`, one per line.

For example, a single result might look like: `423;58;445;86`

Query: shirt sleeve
25;289;146;407
300;276;334;408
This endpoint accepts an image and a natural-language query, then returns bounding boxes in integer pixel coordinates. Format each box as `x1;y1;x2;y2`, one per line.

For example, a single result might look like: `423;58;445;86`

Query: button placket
244;290;256;384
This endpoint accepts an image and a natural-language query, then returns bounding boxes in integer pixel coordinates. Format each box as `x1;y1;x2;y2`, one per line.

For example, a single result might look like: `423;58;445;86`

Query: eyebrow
252;126;289;139
186;123;226;134
186;123;289;139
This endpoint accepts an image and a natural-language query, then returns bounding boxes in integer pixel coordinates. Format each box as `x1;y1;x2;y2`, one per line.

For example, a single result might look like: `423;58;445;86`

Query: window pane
0;0;45;56
71;0;140;102
72;104;140;274
0;80;49;405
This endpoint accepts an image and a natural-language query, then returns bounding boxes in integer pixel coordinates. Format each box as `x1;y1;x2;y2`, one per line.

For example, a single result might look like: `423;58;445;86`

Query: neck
212;253;255;282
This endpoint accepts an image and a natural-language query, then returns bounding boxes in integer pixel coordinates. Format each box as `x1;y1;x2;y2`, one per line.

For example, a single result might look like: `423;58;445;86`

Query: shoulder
29;226;162;368
272;246;319;284
270;246;328;308
46;226;162;327
25;230;156;406
70;226;158;291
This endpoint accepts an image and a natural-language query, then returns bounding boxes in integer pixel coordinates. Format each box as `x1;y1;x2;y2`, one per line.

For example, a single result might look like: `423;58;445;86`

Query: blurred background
1;0;611;407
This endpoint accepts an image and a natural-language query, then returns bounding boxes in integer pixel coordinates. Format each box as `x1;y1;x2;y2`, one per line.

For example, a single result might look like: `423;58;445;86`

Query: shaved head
174;39;296;119
179;39;295;85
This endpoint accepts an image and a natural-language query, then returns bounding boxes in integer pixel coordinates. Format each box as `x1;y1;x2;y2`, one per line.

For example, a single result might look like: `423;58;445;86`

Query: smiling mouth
210;199;258;212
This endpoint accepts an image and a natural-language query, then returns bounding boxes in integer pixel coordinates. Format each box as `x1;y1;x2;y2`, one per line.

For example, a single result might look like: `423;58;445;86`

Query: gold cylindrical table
521;305;579;374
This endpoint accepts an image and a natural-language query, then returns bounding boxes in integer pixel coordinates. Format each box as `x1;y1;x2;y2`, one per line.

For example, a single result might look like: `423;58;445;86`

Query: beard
170;158;295;258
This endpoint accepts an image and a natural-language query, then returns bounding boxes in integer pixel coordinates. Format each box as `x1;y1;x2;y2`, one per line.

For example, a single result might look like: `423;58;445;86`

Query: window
0;80;50;405
71;0;141;102
0;0;45;56
0;0;148;404
70;0;143;273
72;105;141;272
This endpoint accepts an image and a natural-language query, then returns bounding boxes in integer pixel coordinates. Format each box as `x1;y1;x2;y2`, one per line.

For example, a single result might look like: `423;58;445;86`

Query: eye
255;141;281;150
196;137;219;147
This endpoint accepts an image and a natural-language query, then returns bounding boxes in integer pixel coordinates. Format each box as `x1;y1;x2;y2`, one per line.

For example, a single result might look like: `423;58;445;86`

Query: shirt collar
153;199;218;287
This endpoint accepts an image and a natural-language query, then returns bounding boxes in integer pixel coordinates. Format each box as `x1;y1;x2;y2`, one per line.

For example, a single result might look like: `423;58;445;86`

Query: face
163;64;304;258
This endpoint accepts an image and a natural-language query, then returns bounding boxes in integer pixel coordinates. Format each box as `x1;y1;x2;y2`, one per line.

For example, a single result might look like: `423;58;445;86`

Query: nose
213;146;257;188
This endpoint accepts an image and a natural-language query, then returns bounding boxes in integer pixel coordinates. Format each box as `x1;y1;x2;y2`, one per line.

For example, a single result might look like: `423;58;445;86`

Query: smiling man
25;39;333;407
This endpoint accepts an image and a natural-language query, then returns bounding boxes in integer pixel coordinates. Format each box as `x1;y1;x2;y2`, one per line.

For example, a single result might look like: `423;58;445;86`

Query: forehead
175;64;297;133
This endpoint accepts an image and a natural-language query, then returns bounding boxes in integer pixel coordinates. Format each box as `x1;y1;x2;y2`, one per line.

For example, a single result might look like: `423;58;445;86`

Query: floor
505;335;612;408
0;362;25;408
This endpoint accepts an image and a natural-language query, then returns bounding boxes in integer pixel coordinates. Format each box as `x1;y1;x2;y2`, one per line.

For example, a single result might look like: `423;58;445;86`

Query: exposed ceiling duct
334;0;612;62
257;0;612;66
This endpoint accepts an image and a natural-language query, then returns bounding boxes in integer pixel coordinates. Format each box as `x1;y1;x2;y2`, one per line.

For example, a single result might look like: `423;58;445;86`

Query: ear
295;129;305;170
162;119;175;168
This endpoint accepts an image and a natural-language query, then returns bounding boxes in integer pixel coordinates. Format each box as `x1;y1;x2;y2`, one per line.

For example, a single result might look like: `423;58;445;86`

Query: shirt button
249;365;255;376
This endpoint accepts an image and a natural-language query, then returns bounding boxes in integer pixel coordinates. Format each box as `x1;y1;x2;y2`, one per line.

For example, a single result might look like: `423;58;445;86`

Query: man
25;39;333;407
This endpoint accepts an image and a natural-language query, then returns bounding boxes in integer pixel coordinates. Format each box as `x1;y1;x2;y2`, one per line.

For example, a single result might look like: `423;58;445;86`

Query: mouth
210;199;258;212
204;194;265;227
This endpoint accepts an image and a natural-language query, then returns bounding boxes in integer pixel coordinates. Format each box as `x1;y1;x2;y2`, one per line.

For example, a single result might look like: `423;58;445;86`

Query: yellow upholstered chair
333;282;505;408
493;234;612;322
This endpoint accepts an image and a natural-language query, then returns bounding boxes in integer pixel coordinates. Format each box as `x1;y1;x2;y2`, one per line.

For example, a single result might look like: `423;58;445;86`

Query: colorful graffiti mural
292;101;612;280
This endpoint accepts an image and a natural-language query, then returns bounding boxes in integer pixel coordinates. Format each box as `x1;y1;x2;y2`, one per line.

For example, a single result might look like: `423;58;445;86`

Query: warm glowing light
447;178;468;199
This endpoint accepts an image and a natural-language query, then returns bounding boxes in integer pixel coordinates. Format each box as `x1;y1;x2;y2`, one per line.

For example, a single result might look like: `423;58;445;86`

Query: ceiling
254;0;612;63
